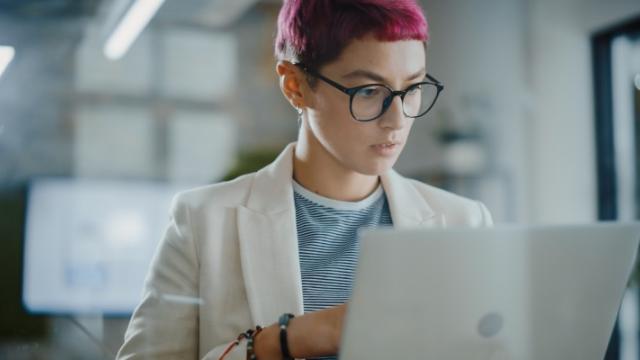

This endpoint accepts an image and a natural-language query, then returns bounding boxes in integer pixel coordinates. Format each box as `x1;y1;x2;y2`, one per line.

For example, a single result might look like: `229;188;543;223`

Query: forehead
322;35;426;79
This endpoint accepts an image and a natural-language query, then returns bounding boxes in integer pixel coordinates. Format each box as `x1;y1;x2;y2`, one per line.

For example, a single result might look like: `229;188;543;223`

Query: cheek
311;110;362;149
313;91;350;120
403;118;416;137
310;94;357;142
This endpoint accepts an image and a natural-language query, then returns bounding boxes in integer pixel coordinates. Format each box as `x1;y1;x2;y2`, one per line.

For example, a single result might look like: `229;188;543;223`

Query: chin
355;159;397;176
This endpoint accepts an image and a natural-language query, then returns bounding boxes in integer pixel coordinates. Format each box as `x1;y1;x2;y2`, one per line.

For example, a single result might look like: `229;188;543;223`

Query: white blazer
117;143;493;360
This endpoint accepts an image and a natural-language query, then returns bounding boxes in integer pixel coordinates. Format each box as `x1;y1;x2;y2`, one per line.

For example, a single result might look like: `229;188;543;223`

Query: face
303;34;427;176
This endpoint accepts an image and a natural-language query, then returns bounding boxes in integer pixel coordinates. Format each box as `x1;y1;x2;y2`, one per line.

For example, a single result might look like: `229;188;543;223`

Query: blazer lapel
381;169;443;228
237;143;304;326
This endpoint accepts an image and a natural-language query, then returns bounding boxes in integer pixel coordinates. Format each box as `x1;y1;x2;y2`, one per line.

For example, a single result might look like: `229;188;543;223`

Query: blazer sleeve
116;195;247;360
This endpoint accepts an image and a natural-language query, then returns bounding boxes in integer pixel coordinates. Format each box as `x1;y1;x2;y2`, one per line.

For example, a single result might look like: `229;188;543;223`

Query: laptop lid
340;223;640;360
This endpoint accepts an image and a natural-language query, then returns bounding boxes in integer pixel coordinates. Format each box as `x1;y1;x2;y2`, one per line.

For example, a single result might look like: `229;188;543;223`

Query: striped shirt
293;180;393;359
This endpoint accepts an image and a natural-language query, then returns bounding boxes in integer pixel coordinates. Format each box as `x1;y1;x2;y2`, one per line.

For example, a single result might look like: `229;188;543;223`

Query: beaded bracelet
217;325;262;360
246;325;263;360
279;313;295;360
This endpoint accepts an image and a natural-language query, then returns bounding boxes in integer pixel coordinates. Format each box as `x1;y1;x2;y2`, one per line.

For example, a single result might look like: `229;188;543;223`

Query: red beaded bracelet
218;326;262;360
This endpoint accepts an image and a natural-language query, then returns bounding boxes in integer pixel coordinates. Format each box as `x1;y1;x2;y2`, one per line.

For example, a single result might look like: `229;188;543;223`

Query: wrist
279;313;295;359
253;324;281;360
327;306;345;354
287;310;337;357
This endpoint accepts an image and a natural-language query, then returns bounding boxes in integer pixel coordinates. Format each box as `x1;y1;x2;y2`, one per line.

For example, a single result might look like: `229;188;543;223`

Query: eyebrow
341;67;427;84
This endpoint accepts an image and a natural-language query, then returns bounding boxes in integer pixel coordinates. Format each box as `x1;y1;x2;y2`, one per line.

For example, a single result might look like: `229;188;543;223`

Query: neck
293;124;379;202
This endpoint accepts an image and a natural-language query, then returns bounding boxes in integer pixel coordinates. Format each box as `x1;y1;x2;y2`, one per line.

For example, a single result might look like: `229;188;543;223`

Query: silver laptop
340;223;640;360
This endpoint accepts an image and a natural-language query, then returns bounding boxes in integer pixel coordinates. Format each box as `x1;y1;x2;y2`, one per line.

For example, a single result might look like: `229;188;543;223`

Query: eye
356;86;383;98
406;84;422;95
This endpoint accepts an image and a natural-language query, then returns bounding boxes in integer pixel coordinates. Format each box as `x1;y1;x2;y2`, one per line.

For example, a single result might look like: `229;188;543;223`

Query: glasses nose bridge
379;89;410;126
382;89;406;110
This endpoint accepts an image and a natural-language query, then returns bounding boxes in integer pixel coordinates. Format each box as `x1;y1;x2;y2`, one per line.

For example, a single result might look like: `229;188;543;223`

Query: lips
372;141;400;147
370;141;401;156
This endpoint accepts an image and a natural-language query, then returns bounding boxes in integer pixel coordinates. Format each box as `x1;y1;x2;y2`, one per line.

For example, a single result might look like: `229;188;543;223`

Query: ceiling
0;0;281;27
0;0;101;18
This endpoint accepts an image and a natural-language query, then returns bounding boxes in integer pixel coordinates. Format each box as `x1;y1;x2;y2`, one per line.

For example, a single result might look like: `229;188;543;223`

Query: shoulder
171;172;257;213
399;176;493;226
404;177;475;209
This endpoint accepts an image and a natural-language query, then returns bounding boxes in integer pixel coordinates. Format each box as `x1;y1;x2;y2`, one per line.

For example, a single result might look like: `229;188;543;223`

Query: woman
117;0;492;359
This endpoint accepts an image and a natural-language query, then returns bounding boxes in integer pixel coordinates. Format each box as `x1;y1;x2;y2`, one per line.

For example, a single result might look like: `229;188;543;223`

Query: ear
276;60;312;110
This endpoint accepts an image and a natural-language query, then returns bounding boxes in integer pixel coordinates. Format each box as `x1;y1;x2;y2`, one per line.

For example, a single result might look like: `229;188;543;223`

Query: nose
378;95;406;130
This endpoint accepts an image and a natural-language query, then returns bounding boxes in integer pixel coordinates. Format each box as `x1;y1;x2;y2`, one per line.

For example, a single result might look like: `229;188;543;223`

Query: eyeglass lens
351;83;439;121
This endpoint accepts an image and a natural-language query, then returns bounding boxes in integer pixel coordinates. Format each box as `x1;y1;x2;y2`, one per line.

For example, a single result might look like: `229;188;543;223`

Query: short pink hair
275;0;429;70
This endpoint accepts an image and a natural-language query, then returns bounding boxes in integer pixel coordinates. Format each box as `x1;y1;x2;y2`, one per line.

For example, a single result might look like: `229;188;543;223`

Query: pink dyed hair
275;0;429;70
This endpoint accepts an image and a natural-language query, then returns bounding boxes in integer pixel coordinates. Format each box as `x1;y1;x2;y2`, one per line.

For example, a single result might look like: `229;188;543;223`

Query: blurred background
0;0;639;358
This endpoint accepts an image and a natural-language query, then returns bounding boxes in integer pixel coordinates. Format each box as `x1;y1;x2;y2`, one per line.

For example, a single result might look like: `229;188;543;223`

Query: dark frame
591;13;640;360
295;63;444;121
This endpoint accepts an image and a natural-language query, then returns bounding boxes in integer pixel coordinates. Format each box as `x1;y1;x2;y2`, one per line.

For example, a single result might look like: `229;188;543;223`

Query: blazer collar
244;142;438;222
380;170;439;228
237;143;302;325
244;143;297;214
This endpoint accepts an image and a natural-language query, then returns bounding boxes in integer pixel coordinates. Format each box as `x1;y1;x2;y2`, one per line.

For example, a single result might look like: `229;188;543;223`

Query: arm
117;194;347;360
118;195;240;360
254;304;347;360
116;195;199;359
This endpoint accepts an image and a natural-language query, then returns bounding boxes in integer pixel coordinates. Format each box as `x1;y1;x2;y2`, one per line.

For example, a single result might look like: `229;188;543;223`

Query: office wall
420;0;640;224
419;0;530;223
528;0;640;223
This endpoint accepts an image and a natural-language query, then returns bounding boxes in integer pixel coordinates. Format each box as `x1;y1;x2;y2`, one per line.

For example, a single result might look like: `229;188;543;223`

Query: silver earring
296;107;303;126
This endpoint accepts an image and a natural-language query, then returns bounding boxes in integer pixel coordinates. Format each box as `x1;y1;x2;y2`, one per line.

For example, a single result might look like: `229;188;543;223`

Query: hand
322;303;347;354
287;303;348;357
254;303;348;359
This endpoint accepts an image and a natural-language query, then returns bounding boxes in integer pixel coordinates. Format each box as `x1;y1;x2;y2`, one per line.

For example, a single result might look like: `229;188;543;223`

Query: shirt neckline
292;179;384;211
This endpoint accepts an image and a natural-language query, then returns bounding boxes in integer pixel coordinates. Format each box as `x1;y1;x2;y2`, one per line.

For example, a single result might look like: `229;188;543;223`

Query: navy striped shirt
293;180;393;359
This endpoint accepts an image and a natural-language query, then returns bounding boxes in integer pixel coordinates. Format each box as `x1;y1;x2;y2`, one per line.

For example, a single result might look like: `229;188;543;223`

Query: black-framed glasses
296;63;444;122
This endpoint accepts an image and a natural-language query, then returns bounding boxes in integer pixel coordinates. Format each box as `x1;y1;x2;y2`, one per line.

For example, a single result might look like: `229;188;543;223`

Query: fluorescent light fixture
0;46;15;79
104;0;165;60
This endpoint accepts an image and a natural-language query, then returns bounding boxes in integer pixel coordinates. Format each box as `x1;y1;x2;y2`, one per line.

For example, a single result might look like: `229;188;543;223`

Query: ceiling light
0;46;15;79
103;0;165;60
